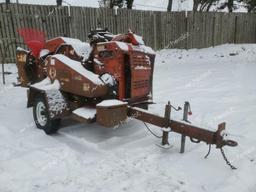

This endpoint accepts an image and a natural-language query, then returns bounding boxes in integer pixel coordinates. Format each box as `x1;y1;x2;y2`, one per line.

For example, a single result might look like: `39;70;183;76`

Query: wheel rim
36;101;47;126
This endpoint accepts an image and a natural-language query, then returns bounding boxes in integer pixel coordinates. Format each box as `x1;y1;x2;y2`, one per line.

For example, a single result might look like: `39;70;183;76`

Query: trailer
16;28;238;168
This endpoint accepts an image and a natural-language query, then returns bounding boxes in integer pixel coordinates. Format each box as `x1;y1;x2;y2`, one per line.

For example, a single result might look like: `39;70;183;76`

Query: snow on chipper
16;28;238;168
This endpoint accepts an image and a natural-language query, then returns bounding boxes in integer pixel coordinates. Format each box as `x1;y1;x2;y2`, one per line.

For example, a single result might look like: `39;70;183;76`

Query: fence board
0;3;256;63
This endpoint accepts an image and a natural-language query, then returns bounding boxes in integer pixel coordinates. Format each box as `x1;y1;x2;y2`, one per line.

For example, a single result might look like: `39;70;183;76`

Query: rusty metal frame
128;102;237;149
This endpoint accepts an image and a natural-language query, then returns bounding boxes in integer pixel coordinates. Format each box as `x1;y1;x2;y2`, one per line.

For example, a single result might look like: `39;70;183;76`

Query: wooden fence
0;3;256;63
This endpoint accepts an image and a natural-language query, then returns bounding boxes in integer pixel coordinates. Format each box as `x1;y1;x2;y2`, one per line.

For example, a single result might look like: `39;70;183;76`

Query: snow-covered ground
0;44;256;192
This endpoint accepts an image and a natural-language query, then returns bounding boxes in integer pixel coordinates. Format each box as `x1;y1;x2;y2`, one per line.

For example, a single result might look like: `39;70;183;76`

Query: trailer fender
27;87;70;119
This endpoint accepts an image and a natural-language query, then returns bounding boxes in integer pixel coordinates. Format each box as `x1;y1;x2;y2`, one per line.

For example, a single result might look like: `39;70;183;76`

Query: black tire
33;96;61;135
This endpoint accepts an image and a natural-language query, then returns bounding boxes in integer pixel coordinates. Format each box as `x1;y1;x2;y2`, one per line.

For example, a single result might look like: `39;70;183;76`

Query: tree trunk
206;2;213;12
127;0;134;9
110;0;114;8
167;0;173;12
227;0;233;12
193;0;200;11
247;0;256;13
56;0;62;6
200;0;212;11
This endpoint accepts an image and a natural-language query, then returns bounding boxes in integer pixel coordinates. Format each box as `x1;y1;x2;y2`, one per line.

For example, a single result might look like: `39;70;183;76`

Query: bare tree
199;0;214;11
240;0;256;12
193;0;219;12
109;0;124;8
99;0;131;9
99;0;111;8
218;0;234;12
247;0;256;12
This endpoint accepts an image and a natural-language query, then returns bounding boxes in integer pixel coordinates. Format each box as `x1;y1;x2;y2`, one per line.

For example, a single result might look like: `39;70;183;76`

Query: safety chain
220;147;237;170
143;122;162;139
204;144;212;159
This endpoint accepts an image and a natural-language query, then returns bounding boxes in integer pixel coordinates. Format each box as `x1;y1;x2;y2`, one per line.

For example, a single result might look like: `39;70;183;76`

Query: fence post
153;13;157;50
234;15;238;44
212;14;216;47
185;11;188;50
1;63;5;84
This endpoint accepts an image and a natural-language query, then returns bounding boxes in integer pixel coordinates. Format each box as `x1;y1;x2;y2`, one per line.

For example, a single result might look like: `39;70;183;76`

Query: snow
73;107;96;119
61;37;83;45
31;77;60;91
60;37;92;59
134;66;150;70
16;47;29;53
100;73;116;87
115;41;129;52
136;45;155;55
93;58;104;66
46;89;68;118
39;49;50;58
141;45;155;55
1;44;256;192
30;78;67;118
133;34;145;45
97;99;127;107
104;34;118;39
52;54;103;85
208;0;248;12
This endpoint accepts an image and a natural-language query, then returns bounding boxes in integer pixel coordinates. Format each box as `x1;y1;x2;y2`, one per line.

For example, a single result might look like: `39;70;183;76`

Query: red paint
17;28;45;57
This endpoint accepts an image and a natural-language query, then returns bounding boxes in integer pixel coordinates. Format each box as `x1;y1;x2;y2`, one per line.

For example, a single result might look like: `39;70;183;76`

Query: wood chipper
16;28;238;168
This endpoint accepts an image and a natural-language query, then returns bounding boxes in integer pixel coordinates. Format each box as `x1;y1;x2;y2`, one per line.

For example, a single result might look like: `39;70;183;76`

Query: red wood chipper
16;28;238;168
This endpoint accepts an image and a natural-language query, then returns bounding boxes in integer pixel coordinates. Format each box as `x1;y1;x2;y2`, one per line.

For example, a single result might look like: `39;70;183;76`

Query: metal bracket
162;101;171;146
180;101;191;153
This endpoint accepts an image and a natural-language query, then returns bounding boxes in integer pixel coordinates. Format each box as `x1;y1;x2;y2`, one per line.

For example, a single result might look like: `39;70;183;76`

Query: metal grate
132;79;149;89
132;54;150;67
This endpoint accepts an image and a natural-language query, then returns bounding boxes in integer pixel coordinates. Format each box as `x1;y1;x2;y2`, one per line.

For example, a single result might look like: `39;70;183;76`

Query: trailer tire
33;97;61;135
